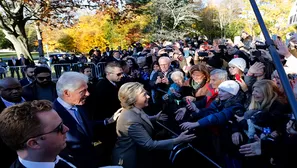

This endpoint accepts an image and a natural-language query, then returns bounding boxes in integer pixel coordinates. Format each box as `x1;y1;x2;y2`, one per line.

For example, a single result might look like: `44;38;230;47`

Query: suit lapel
53;100;90;138
10;159;26;168
77;106;93;137
131;107;154;129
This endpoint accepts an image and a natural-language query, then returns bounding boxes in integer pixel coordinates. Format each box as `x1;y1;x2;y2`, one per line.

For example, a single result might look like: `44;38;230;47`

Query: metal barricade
97;62;107;79
71;63;84;72
49;62;107;80
51;63;72;79
156;121;222;168
8;65;26;79
85;62;99;79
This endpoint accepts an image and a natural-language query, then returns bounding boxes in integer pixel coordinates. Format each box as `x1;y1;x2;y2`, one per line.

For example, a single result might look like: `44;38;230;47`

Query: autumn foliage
42;8;151;53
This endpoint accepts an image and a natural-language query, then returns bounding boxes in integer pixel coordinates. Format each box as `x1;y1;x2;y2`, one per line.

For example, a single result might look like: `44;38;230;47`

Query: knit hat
228;58;246;72
218;80;240;95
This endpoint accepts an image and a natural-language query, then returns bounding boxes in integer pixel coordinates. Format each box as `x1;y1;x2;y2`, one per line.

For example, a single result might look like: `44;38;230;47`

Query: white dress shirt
57;97;80;124
1;97;25;108
19;155;76;168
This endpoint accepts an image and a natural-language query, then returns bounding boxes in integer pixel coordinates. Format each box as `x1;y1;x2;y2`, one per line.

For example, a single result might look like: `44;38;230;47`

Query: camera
288;74;297;80
251;50;261;57
255;44;268;50
218;45;227;50
198;52;209;57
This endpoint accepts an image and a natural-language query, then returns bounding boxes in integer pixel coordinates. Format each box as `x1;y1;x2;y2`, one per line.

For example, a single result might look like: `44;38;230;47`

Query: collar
26;77;34;83
130;107;154;128
108;79;117;87
131;107;143;115
19;156;55;168
57;97;74;110
1;97;25;108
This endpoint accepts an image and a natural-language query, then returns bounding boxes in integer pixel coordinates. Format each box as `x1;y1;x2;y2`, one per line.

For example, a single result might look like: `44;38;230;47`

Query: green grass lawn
0;52;40;60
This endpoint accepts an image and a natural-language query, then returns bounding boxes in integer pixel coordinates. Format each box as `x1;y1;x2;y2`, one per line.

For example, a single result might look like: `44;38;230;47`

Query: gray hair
56;71;88;97
171;71;184;81
118;82;144;109
158;56;171;64
210;69;228;81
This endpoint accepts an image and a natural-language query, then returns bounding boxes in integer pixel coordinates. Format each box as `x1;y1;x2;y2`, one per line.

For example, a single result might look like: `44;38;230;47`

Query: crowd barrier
1;62;107;80
50;62;107;79
156;121;222;168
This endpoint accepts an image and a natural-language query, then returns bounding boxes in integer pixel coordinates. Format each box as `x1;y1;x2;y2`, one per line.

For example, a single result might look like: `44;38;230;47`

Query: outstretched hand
156;111;168;121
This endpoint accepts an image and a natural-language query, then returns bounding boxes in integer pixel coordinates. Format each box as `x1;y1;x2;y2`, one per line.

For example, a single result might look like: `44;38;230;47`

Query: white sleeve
285;55;297;73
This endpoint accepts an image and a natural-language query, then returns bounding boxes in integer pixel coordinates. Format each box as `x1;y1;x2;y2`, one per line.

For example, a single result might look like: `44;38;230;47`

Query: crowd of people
1;31;297;168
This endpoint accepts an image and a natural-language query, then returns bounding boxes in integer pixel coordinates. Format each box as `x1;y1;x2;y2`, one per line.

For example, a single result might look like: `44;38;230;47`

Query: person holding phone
149;57;174;105
228;58;256;93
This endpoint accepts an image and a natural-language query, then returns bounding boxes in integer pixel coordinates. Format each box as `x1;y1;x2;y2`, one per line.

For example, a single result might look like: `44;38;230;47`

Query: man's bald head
0;77;20;88
0;77;22;102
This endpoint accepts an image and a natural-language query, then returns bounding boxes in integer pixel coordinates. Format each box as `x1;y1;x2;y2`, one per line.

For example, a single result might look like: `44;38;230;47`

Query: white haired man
149;56;174;107
53;71;119;168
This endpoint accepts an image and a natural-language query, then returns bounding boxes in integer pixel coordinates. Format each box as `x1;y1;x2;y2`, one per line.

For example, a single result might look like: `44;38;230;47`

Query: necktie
71;107;88;135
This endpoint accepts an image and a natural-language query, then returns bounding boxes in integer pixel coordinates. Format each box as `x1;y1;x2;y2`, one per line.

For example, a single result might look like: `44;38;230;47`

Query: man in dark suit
8;56;21;79
106;51;121;63
0;77;26;168
0;100;75;168
54;71;117;168
22;66;57;101
19;54;31;78
90;61;123;165
19;65;36;87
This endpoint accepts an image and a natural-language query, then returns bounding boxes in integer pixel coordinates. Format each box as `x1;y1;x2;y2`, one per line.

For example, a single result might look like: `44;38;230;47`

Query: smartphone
158;72;164;78
235;74;242;82
186;99;191;105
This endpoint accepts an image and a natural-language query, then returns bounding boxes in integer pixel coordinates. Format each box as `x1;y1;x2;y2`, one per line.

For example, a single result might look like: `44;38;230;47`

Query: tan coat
112;107;174;168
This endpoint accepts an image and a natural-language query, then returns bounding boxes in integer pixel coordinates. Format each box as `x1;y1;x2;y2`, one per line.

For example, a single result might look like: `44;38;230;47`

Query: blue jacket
192;93;245;127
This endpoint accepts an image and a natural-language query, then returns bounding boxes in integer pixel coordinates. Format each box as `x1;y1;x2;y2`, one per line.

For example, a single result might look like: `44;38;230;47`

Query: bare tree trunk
35;22;44;57
2;29;33;61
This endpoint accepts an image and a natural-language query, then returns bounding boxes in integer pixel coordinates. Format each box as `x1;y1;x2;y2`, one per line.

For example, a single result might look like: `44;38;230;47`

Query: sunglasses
37;76;51;81
114;72;123;77
20;122;64;145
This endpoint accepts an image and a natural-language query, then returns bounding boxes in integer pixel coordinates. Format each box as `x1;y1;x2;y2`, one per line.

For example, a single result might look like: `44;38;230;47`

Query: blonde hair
248;80;278;111
118;82;144;109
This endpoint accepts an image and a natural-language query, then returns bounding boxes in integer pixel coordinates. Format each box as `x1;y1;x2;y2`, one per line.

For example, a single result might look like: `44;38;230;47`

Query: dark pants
10;67;20;79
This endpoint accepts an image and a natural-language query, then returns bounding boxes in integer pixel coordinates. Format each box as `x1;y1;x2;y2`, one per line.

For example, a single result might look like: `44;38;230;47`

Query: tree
0;31;13;49
210;0;243;38
0;0;120;60
42;6;152;53
150;0;203;40
241;0;295;39
195;4;221;40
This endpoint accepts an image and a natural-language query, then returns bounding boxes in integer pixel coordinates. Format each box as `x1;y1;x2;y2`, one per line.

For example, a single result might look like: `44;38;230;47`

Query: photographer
149;56;174;107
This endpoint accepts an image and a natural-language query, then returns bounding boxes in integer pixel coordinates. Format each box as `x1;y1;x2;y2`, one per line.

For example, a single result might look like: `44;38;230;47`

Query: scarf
190;78;206;95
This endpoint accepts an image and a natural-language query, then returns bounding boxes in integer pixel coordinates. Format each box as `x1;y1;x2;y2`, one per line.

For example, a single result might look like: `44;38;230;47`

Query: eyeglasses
20;122;64;146
37;76;51;81
113;72;123;77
